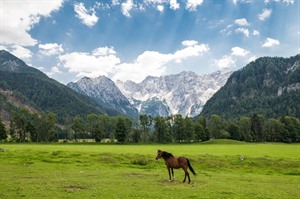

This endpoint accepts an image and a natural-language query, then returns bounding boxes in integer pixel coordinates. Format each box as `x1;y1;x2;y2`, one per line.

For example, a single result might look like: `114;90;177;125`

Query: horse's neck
163;156;174;161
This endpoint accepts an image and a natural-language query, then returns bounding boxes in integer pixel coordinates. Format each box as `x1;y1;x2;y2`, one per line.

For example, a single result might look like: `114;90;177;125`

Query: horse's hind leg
183;169;187;182
187;171;191;183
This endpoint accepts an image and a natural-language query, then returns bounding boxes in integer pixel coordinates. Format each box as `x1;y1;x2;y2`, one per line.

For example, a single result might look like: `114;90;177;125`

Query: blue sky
0;0;299;84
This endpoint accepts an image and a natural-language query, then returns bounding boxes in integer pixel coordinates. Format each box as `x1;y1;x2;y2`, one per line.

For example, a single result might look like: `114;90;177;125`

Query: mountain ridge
67;76;138;118
200;54;300;119
68;70;232;117
0;50;118;123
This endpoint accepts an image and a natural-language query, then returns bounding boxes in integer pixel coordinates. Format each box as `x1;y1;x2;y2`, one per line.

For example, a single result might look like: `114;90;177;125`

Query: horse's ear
158;149;161;152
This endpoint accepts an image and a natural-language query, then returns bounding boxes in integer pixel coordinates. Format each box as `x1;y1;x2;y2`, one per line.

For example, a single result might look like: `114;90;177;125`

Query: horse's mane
162;151;174;159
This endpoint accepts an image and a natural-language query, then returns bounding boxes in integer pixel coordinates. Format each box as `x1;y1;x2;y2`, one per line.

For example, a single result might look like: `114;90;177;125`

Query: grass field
0;140;299;198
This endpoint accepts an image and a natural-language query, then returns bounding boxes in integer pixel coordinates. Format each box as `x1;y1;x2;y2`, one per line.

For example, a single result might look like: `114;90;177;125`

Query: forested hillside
201;55;300;119
0;50;119;123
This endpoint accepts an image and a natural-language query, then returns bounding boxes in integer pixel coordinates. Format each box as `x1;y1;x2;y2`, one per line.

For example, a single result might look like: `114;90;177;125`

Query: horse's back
167;156;188;169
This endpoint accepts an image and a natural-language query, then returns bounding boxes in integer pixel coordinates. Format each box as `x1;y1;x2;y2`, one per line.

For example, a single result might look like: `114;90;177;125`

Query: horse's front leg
171;168;174;180
167;167;172;181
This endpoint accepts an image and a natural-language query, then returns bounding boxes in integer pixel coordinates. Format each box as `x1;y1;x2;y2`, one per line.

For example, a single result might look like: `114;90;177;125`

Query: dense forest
1;109;299;143
201;55;300;119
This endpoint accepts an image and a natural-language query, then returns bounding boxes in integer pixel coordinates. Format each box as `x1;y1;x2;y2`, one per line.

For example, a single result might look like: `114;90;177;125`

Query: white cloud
283;0;294;4
262;38;280;48
215;55;236;69
265;0;294;4
0;46;8;51
145;0;180;11
235;28;250;37
253;30;260;36
174;42;209;63
170;0;180;10
121;0;134;17
59;47;121;78
10;45;33;60
182;40;198;47
157;5;164;12
74;2;99;28
234;18;249;26
92;46;116;56
0;0;63;46
39;43;64;56
114;41;209;82
233;0;251;4
59;41;209;83
231;47;249;56
258;9;272;21
46;66;62;77
112;0;120;6
186;0;203;11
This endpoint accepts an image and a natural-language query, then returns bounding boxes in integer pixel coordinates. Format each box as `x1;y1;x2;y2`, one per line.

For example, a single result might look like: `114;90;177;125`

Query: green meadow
0;140;299;199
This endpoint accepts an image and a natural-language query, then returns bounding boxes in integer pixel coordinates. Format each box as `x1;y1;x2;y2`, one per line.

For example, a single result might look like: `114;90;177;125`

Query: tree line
0;108;299;143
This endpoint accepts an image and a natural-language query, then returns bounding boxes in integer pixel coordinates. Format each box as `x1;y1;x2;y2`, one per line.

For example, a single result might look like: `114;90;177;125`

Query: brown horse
156;149;196;183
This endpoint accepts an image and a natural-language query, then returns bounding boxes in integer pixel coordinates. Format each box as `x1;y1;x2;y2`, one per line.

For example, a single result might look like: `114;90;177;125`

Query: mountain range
0;50;299;125
68;70;232;117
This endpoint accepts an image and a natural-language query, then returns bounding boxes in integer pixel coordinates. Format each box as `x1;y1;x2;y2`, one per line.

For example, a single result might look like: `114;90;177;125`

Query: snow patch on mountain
115;70;232;116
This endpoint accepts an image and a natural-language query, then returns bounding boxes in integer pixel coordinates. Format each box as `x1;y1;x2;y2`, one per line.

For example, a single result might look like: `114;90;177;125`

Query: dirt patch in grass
65;186;84;191
126;173;147;177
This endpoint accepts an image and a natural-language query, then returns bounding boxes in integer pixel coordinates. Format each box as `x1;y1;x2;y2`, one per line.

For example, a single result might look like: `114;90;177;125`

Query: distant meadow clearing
0;141;299;199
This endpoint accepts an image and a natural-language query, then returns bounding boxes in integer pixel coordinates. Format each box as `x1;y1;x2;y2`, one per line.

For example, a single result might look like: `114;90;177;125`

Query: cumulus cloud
112;0;120;6
113;41;209;82
265;0;294;4
121;0;134;17
170;0;180;10
186;0;204;11
59;46;121;78
10;45;33;60
215;46;252;71
222;19;252;38
157;5;164;12
215;55;236;70
235;28;250;37
46;66;62;77
232;0;251;4
182;40;199;47
92;46;117;56
234;18;249;26
283;0;294;4
59;41;209;83
39;43;64;56
145;0;180;11
231;47;249;56
258;9;272;21
253;30;260;36
74;2;99;28
0;0;63;46
262;38;280;47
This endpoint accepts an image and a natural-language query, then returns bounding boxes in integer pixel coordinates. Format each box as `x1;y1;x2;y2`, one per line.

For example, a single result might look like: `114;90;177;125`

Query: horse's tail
187;158;197;176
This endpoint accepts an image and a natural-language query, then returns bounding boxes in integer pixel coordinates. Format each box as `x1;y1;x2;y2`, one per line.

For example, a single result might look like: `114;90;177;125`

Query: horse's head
156;149;163;160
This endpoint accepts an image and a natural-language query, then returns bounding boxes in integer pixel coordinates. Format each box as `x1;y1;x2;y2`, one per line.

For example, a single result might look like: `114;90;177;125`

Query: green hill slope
201;55;300;119
0;50;119;123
